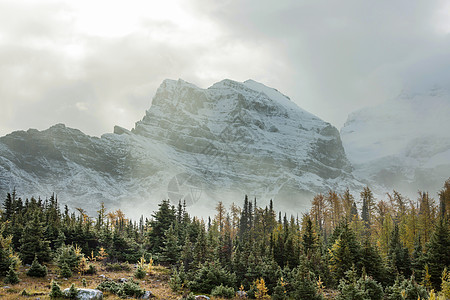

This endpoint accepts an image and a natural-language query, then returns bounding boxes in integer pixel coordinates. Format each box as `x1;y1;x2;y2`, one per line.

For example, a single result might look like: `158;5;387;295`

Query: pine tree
411;235;425;281
425;217;450;290
4;264;20;284
2;192;14;221
49;280;64;298
26;255;47;277
360;238;385;285
181;235;194;272
19;210;51;264
360;187;374;229
302;215;317;257
328;221;361;283
161;224;180;265
148;199;176;254
193;223;208;266
289;267;323;300
387;223;411;277
438;178;450;220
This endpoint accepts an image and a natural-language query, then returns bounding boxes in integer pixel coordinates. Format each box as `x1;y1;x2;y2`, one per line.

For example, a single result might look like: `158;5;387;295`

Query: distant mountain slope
0;79;362;216
341;86;450;197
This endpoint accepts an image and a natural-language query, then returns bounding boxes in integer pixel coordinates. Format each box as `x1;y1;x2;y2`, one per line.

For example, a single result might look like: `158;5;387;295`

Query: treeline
0;179;449;299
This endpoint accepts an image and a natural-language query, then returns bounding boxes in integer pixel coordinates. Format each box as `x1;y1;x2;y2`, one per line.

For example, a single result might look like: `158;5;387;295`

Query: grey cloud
0;0;449;137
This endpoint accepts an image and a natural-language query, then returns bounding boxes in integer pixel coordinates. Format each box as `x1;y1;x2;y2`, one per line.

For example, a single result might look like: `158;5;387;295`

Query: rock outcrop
0;79;362;215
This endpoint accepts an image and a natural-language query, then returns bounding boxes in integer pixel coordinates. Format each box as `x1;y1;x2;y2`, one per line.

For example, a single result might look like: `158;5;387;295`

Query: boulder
62;288;103;300
236;290;247;297
195;296;210;300
140;290;155;299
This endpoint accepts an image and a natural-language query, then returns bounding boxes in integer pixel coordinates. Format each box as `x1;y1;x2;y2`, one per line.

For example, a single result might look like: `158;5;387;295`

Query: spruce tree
302;216;317;257
161;224;180;265
387;223;411;277
425;217;450;290
4;265;20;284
360;238;385;285
193;224;208;266
329;221;361;283
27;255;47;277
19;211;51;264
2;192;14;221
49;280;64;298
148;199;175;254
181;235;194;272
360;187;374;228
411;235;425;282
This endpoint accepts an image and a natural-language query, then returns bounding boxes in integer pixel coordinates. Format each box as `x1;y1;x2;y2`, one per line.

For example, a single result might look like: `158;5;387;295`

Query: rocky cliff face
341;87;450;197
0;79;361;215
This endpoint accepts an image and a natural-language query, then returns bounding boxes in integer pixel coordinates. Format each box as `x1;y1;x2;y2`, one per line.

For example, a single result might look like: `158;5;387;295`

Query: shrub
384;276;428;300
85;264;96;275
97;279;145;298
118;280;145;298
66;283;78;299
134;266;146;279
178;293;196;300
4;265;20;284
105;262;131;272
97;280;121;294
49;280;64;299
27;255;47;277
211;284;235;298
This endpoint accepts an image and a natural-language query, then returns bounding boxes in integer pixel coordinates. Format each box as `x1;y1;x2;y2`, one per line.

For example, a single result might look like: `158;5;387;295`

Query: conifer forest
0;179;449;299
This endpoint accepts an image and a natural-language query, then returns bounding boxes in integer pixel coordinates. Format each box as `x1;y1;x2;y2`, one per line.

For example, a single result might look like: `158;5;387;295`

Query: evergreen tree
19;211;51;264
0;225;15;276
289;267;323;300
411;235;425;281
328;221;361;283
181;235;194;272
2;192;14;221
49;280;64;298
425;217;450;290
148;199;175;254
360;238;385;285
4;265;20;284
193;224;208;266
27;255;47;277
438;179;450;220
161;224;180;265
360;187;374;228
387;223;411;277
302;215;317;257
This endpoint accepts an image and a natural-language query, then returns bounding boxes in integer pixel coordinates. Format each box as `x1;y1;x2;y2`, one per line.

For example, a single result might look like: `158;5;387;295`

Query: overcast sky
0;0;449;137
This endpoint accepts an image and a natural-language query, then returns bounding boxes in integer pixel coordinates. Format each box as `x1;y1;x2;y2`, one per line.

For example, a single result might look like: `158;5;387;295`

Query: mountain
341;86;450;198
0;79;362;216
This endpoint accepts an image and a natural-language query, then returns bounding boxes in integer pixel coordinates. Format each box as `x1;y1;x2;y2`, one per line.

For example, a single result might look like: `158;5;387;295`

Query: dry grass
0;261;181;299
0;262;266;299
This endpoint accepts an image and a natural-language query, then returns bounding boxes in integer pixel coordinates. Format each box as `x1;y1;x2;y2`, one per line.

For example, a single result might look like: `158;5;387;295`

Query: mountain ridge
0;78;362;216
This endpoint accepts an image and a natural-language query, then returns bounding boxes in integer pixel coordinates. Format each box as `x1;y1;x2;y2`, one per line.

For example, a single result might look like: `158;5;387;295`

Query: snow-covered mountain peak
0;78;362;216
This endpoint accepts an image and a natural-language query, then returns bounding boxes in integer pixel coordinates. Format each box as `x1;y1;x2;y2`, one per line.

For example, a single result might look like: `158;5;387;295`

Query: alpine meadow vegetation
0;179;449;299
